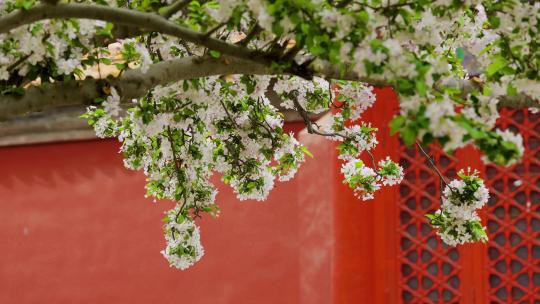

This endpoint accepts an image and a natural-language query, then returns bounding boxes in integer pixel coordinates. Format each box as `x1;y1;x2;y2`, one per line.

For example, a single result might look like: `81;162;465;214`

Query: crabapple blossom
377;157;404;187
427;169;489;246
341;159;381;201
341;157;404;201
161;208;205;270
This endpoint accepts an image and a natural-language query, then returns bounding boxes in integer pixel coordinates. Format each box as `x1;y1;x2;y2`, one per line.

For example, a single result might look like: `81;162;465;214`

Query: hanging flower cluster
378;157;405;187
162;206;204;270
341;159;380;200
341;157;404;201
84;75;312;268
321;82;404;201
427;169;490;246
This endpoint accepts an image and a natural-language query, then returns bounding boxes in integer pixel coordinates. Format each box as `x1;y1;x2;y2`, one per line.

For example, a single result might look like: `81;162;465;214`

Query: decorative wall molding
0;105;312;147
0;106;96;147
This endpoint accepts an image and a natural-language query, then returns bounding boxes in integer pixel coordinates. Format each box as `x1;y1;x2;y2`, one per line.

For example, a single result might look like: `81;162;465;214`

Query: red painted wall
0;119;338;303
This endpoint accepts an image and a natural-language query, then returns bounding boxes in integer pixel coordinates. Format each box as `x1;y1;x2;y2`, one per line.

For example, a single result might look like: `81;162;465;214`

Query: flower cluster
427;169;489;246
341;157;403;201
341;159;380;200
120;39;153;73
274;76;331;114
275;76;399;202
161;207;204;270
337;82;377;121
0;10;108;84
316;81;404;201
84;75;310;268
377;157;404;187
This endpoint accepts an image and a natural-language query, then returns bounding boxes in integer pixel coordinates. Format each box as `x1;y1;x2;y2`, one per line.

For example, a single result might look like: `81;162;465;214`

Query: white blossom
495;129;525;165
341;159;380;201
161;214;204;270
102;87;122;118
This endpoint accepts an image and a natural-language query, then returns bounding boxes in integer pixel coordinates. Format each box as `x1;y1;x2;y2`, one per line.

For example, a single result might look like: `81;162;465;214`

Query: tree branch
437;77;540;109
0;4;273;66
1;55;536;121
415;141;449;187
106;0;195;43
0;56;270;120
497;94;539;108
161;0;191;19
316;61;540;108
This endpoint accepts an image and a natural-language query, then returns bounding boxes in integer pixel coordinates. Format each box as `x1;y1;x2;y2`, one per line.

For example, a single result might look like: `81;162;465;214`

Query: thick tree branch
0;3;327;79
312;60;386;85
314;63;540;109
497;94;539;108
313;61;539;108
0;56;536;120
0;54;383;121
105;0;194;44
0;4;273;66
0;56;270;120
437;77;540;109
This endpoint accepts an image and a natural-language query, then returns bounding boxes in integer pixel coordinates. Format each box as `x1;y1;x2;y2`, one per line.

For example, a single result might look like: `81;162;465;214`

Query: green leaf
488;15;500;28
456;47;465;61
455;117;484;140
300;146;314;158
507;83;517;96
425;214;436;221
389;116;406;135
486;56;508;76
209;50;221;58
97;22;114;38
18;0;35;10
415;80;428;96
100;58;112;65
401;127;416;146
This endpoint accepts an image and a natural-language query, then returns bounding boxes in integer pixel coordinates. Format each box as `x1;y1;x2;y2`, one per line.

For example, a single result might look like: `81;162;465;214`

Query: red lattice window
484;109;540;303
396;109;539;304
398;144;462;303
331;89;539;303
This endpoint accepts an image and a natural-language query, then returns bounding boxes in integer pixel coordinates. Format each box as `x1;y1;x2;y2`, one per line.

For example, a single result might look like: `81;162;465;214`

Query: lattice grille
398;144;462;303
484;109;540;304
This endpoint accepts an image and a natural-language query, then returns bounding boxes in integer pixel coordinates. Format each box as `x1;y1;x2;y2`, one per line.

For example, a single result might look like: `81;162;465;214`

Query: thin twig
219;99;239;128
161;0;190;19
166;127;188;216
237;24;261;46
7;53;32;72
366;150;378;170
292;98;339;137
415;141;449;187
204;22;226;38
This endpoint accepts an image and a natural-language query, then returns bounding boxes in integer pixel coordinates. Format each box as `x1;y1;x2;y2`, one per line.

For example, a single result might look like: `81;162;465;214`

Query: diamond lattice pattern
485;110;540;303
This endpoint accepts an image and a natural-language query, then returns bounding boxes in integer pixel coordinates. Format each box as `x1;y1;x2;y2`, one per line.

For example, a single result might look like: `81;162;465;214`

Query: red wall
0;123;339;304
